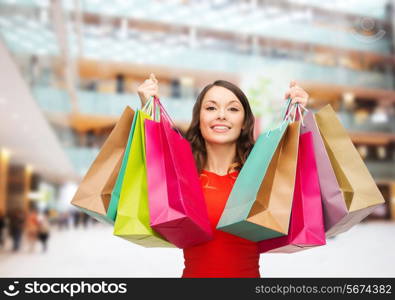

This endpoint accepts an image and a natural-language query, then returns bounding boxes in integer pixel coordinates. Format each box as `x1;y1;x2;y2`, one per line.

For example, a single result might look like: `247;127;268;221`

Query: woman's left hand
284;80;309;107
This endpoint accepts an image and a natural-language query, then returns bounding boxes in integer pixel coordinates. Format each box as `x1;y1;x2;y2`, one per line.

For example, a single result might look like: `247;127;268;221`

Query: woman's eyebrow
228;100;241;105
205;100;241;105
205;100;217;104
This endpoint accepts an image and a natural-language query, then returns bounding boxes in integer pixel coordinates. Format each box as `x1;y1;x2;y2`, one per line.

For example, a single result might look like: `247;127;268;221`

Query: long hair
185;80;255;174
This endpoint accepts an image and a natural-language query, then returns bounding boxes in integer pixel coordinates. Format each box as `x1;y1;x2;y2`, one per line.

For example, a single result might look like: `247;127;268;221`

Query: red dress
182;169;260;278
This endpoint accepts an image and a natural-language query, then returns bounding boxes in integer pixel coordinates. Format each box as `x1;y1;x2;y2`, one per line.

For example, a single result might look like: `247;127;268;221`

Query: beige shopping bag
246;121;300;240
315;105;385;237
71;106;135;224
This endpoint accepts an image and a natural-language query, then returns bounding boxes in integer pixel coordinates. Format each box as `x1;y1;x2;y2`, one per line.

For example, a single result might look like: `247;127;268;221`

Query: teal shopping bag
217;100;300;242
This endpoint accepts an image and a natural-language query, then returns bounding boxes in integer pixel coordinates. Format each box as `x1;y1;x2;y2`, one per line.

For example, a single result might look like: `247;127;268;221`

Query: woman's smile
210;124;232;133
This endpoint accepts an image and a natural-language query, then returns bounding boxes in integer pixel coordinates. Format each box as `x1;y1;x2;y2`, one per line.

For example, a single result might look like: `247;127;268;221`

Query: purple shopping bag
258;131;326;253
301;111;348;237
145;97;213;248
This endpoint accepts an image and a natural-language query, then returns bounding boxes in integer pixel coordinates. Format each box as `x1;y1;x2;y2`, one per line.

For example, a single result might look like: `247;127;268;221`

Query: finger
144;83;158;90
285;87;302;99
291;97;306;105
289;80;297;88
290;86;303;92
291;97;301;105
144;87;159;96
143;88;158;96
289;86;305;93
143;81;158;89
150;73;158;84
294;87;308;97
289;89;308;100
288;90;298;100
286;85;306;100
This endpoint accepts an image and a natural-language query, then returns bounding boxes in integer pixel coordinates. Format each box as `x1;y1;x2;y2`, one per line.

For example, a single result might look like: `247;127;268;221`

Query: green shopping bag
113;109;174;247
217;99;300;241
106;111;139;223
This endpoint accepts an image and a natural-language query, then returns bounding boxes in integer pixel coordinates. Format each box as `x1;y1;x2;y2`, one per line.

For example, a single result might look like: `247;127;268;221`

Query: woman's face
199;86;245;145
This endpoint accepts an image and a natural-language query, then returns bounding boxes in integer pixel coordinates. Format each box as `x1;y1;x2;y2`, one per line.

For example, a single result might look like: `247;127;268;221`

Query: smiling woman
182;80;259;278
137;74;309;278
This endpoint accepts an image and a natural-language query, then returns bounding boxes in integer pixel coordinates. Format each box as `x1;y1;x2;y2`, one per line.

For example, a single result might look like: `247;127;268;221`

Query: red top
182;169;260;278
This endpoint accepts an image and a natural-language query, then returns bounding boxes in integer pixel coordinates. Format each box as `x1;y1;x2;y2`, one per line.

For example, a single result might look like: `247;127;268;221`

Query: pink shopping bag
258;131;326;253
301;112;348;236
145;97;213;248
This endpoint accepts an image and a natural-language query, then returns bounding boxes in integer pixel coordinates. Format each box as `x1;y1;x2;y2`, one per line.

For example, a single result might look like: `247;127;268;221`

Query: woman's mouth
211;125;231;133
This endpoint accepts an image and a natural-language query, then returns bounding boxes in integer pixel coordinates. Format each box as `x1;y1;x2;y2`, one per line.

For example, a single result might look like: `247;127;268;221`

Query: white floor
0;221;394;277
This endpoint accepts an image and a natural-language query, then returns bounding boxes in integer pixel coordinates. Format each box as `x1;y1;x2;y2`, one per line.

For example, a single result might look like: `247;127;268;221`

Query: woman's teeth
212;126;230;132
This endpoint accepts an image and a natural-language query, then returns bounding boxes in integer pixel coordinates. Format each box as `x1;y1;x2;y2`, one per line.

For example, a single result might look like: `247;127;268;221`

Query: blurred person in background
137;73;309;278
25;205;39;252
0;210;5;249
8;208;25;252
37;209;50;253
72;209;81;228
58;211;70;230
81;212;90;228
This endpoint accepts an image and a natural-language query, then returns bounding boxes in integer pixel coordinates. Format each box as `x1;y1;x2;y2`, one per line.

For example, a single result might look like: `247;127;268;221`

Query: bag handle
281;97;292;120
266;98;307;136
295;103;308;126
154;96;183;136
142;96;153;113
141;96;161;121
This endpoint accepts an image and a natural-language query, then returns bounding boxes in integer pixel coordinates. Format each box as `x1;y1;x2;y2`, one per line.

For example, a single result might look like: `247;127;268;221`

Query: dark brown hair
185;80;255;174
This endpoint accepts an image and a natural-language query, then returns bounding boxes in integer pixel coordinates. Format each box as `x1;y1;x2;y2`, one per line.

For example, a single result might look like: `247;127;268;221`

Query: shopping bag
301;111;348;236
314;105;385;237
106;112;139;223
258;131;326;253
113;108;175;247
217;100;300;242
145;97;212;248
71;106;135;224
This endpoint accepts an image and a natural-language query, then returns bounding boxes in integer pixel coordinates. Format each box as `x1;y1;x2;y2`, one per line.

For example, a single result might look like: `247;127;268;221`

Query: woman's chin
204;136;237;145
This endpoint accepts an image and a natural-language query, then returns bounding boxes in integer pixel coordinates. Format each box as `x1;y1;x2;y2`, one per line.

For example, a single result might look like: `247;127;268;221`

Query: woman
25;206;39;252
8;208;25;252
137;73;309;277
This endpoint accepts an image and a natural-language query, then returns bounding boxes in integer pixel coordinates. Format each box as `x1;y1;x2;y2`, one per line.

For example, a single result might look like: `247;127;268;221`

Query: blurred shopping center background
0;0;395;277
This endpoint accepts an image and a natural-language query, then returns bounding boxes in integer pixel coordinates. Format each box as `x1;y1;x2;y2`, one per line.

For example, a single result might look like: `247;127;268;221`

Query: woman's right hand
137;73;159;107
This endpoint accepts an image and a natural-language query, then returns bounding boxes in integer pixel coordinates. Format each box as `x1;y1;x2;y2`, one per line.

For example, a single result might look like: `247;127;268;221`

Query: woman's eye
229;107;239;112
206;106;216;111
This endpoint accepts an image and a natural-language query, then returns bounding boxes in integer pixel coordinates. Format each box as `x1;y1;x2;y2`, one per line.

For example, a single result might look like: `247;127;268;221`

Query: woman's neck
204;142;236;175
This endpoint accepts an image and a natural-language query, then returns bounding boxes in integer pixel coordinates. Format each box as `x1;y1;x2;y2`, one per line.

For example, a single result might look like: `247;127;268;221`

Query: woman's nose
217;109;226;120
